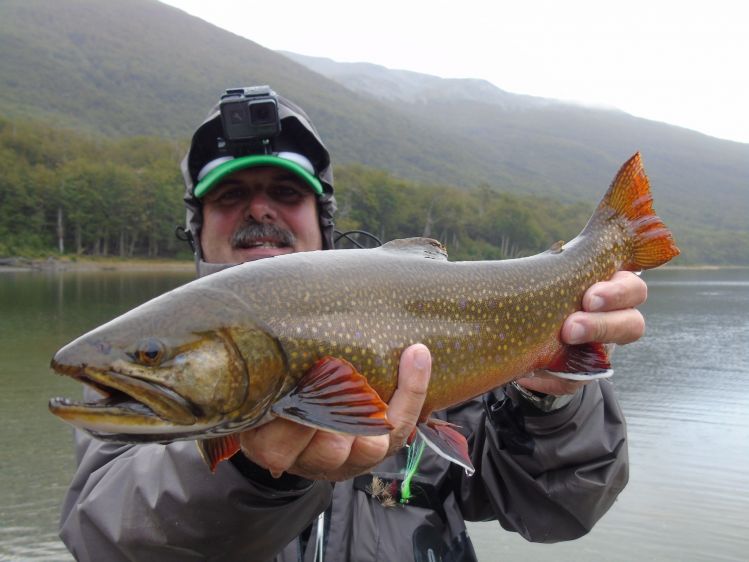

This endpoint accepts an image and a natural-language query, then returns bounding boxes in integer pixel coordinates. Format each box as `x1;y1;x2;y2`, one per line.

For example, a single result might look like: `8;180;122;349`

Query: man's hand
239;344;431;481
517;271;648;396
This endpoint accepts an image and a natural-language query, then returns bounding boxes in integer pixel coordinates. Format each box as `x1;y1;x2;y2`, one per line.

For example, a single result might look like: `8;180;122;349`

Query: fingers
239;418;316;477
563;308;645;345
241;417;387;481
291;432;359;480
582;271;647;312
239;344;432;481
562;271;648;345
384;343;431;455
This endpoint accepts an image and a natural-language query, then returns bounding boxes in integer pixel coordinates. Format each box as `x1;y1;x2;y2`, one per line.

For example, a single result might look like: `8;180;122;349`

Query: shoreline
1;256;747;273
0;256;194;273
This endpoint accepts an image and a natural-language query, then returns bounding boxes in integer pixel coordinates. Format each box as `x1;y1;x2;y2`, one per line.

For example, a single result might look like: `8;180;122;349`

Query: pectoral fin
271;356;393;435
544;342;613;380
197;434;241;473
417;418;475;476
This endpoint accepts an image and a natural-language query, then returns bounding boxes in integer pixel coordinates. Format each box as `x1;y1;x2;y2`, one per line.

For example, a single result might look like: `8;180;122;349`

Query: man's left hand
517;271;648;396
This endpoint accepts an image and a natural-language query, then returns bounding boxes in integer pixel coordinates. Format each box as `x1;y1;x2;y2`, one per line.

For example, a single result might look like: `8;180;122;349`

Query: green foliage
334;165;594;261
0;117;185;258
0;116;744;264
0;117;591;262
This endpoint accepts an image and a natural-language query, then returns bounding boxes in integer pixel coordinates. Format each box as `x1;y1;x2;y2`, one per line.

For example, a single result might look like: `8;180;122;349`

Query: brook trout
49;153;679;474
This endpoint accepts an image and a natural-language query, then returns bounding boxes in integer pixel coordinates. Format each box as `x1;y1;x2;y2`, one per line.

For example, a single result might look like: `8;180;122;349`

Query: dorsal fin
380;237;448;261
548;240;565;254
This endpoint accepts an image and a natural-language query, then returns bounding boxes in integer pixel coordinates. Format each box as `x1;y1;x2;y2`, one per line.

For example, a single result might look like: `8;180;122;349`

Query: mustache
231;222;296;248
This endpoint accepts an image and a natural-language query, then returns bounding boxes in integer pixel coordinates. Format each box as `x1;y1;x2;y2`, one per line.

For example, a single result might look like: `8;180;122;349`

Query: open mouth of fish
49;360;206;439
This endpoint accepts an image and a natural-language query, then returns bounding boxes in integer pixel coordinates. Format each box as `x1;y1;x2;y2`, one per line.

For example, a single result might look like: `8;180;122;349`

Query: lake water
0;267;747;561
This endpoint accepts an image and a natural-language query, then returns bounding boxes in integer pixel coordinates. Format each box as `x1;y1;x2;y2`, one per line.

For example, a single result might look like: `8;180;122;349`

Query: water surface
0;268;747;561
468;268;749;561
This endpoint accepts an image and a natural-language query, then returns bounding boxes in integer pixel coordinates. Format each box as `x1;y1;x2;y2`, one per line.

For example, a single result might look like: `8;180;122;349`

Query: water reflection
0;270;193;562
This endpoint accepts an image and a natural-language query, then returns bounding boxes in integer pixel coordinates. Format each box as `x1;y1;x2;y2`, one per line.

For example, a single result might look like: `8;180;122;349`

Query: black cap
180;90;337;275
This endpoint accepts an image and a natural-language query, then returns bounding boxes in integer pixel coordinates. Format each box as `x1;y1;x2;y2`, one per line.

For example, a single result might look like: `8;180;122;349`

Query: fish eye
134;338;167;366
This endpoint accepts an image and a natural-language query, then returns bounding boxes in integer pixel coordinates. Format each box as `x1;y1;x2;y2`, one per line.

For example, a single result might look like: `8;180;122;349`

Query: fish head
49;292;286;442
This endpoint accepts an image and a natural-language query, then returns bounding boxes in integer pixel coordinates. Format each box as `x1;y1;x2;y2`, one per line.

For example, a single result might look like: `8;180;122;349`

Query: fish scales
245;227;622;413
49;153;679;473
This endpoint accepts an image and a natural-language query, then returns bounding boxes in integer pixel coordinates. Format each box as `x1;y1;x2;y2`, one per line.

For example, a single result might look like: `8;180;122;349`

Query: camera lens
249;100;277;125
220;91;280;141
227;107;246;125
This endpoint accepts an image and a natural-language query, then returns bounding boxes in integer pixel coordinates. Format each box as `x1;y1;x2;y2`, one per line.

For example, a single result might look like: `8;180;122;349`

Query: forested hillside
0;118;185;258
3;117;745;264
0;117;600;262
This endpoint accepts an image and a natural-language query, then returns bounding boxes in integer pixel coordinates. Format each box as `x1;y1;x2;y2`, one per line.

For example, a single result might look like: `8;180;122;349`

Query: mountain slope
282;52;749;235
1;0;747;262
279;52;551;109
0;0;493;184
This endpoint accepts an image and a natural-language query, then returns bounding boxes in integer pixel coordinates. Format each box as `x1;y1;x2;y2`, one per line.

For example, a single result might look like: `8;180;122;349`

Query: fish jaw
48;359;203;437
47;324;275;442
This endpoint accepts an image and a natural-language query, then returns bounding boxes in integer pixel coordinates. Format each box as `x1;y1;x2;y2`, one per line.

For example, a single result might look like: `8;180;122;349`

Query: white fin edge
545;369;614;381
416;425;475;476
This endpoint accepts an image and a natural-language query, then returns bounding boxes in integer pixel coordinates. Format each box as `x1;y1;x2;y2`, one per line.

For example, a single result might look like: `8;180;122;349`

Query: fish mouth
49;359;204;438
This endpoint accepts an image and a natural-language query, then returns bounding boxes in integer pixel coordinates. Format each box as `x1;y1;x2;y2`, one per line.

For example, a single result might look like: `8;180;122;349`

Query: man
60;88;646;561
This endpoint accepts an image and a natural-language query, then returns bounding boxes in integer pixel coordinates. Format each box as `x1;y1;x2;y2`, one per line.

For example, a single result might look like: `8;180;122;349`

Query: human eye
269;183;306;204
208;185;246;205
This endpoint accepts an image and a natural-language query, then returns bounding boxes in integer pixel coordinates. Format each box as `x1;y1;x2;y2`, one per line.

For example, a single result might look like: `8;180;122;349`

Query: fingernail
270;469;284;479
568;322;586;344
413;346;430;372
588;295;604;312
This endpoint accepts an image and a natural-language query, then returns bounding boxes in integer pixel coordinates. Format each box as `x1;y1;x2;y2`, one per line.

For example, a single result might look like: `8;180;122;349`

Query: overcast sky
161;0;748;144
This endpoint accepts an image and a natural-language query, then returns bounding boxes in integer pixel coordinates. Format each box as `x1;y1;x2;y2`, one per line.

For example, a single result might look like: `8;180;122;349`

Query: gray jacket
60;380;627;561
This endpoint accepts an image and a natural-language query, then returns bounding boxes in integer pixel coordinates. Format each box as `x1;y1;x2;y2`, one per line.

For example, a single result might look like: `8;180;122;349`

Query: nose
243;190;277;223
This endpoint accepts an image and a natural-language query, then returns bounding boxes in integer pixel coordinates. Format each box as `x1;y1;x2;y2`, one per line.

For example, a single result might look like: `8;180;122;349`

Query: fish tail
587;152;680;270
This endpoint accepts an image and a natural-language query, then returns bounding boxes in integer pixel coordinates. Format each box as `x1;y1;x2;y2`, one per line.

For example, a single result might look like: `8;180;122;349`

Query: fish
49;152;679;474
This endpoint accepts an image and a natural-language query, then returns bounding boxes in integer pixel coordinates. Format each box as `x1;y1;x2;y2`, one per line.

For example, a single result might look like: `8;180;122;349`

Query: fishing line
400;435;426;504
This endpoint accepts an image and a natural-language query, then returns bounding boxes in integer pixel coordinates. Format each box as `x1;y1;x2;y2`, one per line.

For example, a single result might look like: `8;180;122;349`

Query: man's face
200;166;323;264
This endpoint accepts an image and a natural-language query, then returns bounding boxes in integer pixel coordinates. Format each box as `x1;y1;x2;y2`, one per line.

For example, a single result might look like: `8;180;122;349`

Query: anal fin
271;356;393;435
544;342;613;380
417;418;475;476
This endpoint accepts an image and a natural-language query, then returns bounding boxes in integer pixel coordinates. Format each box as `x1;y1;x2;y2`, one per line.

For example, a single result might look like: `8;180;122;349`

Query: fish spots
240;232;630;411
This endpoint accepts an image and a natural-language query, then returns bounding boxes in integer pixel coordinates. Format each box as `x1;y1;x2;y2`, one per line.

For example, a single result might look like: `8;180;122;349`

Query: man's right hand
238;344;432;482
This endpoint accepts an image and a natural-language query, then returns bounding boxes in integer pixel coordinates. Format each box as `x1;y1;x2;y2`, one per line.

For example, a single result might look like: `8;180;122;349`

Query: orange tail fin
589;152;680;270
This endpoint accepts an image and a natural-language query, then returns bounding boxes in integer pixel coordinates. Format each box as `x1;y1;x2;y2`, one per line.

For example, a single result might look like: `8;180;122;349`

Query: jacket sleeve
59;429;332;562
447;379;628;542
